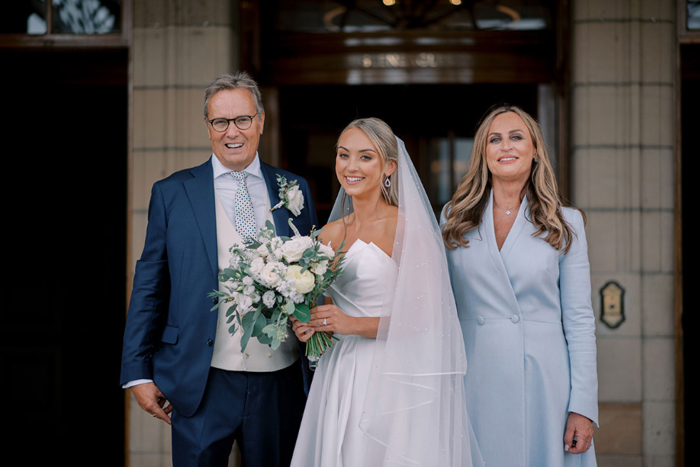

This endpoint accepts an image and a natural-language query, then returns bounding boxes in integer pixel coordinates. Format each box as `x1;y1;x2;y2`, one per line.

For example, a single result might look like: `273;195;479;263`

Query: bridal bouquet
210;219;345;364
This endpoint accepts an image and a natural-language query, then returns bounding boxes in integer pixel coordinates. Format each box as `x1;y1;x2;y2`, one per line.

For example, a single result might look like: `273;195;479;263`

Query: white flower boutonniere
271;174;304;217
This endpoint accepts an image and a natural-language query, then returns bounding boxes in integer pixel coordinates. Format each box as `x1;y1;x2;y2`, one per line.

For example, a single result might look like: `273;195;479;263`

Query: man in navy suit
120;72;317;466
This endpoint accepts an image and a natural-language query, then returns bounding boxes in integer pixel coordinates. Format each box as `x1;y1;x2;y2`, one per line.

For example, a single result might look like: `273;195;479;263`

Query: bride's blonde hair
442;104;583;253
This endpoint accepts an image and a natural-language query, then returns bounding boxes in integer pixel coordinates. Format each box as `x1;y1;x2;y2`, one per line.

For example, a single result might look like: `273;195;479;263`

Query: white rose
242;276;254;286
279;236;314;263
285;265;315;294
318;242;335;259
263;290;277;308
311;260;328;275
256;244;269;258
286;185;304;216
249;257;265;274
259;262;283;287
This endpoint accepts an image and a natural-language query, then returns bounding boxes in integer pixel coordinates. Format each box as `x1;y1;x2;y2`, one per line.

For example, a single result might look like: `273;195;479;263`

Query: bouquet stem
305;331;338;370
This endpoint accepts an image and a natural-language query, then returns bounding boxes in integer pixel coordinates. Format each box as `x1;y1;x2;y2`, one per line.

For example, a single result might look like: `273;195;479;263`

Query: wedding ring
323;318;327;326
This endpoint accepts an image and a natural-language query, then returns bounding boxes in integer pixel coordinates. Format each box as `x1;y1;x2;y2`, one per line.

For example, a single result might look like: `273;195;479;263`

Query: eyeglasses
208;113;258;132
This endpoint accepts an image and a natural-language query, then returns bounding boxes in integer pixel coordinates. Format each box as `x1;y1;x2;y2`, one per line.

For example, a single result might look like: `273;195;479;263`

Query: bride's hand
290;316;316;343
309;304;355;336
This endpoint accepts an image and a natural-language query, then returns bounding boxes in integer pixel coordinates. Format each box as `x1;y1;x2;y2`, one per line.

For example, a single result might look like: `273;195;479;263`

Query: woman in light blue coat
441;105;598;466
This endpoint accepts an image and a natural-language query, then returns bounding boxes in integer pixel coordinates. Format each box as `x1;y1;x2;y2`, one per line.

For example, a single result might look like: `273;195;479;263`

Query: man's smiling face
206;88;265;171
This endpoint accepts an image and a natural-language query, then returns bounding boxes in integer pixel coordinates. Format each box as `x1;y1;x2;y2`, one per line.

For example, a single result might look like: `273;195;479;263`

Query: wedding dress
291;135;482;467
290;239;398;466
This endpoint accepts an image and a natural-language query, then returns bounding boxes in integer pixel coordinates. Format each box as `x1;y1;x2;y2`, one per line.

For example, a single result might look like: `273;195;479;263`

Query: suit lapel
260;161;291;237
184;158;218;278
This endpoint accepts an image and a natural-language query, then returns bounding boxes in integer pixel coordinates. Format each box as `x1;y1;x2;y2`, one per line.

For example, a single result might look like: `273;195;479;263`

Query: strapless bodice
326;239;398;320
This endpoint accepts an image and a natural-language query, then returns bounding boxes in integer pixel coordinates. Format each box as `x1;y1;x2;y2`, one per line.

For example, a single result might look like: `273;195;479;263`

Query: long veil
328;137;483;466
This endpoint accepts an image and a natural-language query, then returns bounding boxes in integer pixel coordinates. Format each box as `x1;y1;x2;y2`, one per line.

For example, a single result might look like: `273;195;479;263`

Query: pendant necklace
494;202;517;216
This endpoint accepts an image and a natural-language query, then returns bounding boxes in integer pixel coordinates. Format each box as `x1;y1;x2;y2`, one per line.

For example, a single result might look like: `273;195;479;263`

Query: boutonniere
271;174;304;217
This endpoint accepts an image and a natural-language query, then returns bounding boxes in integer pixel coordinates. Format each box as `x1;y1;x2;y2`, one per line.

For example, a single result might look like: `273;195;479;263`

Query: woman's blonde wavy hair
442;104;583;254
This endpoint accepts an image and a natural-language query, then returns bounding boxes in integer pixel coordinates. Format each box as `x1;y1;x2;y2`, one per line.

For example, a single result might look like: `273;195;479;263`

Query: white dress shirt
212;153;270;232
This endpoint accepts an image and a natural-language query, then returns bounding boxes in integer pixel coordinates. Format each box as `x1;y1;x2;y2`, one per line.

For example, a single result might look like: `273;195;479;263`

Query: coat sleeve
299;176;319;234
119;182;171;385
559;209;599;426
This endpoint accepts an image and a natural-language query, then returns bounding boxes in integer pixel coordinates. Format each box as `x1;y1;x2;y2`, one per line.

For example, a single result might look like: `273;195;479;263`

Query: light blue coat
442;192;598;467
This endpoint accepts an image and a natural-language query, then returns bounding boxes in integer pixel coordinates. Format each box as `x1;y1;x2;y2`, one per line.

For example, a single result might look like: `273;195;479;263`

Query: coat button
212;297;219;304
207;339;213;346
511;315;520;323
477;316;485;325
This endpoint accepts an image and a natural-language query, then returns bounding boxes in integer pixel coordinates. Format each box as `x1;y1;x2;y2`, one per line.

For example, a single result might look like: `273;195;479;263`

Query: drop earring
384;176;391;188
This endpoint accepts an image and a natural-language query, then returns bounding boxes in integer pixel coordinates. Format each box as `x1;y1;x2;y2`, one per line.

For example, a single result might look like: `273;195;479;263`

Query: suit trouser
171;360;306;467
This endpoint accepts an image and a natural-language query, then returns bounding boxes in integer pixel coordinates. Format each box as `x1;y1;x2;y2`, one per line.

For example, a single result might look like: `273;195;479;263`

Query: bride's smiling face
336;128;386;199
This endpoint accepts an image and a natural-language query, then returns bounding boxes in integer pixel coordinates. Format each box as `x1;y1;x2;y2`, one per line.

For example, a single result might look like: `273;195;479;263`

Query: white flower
243;285;256;296
279;236;314;263
229;254;242;268
311;260;329;275
263;290;276;308
256;244;269;258
249;257;265;274
285;265;316;294
237;294;253;310
286;185;304;216
318;242;335;259
242;276;254;286
259;262;284;287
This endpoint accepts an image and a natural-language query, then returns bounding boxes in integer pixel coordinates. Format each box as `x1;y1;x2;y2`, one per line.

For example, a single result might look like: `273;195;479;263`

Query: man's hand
130;382;172;424
564;412;594;454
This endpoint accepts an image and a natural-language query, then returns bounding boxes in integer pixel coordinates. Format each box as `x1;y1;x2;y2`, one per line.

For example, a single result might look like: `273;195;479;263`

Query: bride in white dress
290;118;482;467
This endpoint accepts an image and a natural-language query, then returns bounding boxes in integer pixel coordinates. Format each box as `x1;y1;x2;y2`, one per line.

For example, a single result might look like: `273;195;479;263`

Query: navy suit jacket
120;157;318;417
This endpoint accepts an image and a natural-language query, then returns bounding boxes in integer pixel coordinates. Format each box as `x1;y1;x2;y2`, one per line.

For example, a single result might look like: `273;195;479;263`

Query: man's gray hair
203;71;264;118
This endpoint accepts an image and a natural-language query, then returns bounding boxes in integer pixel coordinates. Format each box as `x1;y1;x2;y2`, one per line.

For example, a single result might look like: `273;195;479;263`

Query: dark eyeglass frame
207;113;258;132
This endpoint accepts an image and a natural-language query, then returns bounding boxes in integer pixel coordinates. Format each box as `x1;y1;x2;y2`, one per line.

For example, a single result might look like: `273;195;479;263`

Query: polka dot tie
229;171;257;241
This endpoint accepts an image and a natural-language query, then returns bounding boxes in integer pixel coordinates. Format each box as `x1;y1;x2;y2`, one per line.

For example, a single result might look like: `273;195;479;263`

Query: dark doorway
681;42;700;466
0;48;127;464
275;83;540;222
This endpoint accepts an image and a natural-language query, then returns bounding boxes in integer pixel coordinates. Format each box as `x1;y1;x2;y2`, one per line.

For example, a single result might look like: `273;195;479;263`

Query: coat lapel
498;193;529;261
183;158;218;278
260;161;291;237
484;190;524;312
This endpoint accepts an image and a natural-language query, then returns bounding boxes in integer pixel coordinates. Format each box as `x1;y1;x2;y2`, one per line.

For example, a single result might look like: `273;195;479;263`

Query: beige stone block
641;274;675;336
643;401;675;457
640;211;674;273
586;210;642;273
572;148;619;209
640;147;675;210
574;23;624;83
597;336;642;401
640;0;675;21
133;27;169;87
131;149;172;209
640;23;675;84
572;85;637;147
133;89;168;149
640;85;674;147
595;402;642;455
642;337;675;400
597;455;643;467
592;272;641;338
173;26;236;86
642;455;676;467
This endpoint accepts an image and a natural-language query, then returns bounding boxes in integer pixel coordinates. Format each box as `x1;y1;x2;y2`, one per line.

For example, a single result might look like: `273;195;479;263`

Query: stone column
127;1;239;465
571;1;675;466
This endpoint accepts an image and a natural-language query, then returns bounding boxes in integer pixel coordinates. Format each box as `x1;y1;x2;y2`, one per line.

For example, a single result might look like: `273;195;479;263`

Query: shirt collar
211;153;263;180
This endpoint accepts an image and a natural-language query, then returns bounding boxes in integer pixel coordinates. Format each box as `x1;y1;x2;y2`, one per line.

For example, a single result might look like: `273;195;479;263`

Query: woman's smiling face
485;111;536;184
335;127;387;200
